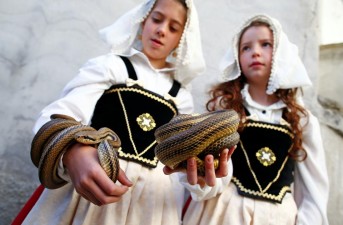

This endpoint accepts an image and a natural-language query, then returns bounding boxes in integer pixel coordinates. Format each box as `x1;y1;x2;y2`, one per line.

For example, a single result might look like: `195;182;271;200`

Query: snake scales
31;114;121;189
31;110;239;188
154;109;240;176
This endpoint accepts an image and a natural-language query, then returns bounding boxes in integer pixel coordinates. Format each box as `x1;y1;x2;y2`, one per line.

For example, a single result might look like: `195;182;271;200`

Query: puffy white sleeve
177;160;233;201
32;54;125;133
294;111;329;225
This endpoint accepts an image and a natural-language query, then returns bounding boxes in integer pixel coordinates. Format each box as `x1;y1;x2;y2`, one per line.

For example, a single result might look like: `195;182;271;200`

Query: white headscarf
99;0;205;86
219;14;312;95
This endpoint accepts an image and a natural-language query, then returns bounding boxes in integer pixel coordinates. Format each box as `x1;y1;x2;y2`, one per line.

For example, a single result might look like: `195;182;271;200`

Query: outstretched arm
63;143;132;206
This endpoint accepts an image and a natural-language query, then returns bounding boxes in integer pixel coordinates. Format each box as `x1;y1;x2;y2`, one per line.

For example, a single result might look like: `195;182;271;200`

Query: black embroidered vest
91;56;179;168
231;116;295;203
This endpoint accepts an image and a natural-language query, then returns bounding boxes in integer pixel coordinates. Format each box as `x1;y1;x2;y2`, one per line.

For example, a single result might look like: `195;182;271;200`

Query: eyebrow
151;11;184;27
259;38;273;42
241;38;273;45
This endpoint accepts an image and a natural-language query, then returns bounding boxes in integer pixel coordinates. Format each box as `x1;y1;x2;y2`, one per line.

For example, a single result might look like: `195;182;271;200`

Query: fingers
116;168;133;187
190;146;235;187
215;148;229;178
228;145;237;158
186;157;198;185
76;178;128;206
64;143;131;206
71;163;130;206
163;166;174;175
77;187;102;206
204;155;216;186
91;172;130;205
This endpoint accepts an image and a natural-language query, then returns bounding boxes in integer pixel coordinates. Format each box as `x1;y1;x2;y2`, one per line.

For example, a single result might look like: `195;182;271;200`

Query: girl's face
141;0;187;69
239;25;274;87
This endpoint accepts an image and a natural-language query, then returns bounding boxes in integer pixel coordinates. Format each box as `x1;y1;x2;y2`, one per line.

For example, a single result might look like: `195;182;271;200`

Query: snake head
98;127;122;148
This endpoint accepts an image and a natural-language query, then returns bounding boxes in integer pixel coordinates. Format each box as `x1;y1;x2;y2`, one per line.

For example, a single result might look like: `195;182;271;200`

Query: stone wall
1;0;341;224
317;43;343;225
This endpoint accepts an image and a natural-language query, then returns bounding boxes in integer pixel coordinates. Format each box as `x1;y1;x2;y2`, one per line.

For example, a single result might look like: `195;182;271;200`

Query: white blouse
32;50;194;217
33;49;194;132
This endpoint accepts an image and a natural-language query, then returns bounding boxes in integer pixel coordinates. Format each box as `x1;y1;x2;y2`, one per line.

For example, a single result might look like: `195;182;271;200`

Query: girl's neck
150;59;167;69
248;84;279;106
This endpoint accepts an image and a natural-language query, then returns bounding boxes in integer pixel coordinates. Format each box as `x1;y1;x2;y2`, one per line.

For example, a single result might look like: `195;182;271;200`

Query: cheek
267;49;273;61
141;25;149;35
239;55;248;69
142;20;153;34
170;34;182;49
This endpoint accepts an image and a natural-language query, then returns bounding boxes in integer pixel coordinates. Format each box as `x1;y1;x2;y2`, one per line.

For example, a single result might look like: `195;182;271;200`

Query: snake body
154;109;240;175
31;114;121;189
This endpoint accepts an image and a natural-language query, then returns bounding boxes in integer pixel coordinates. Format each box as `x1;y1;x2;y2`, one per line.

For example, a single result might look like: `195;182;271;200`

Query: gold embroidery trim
118;148;159;166
105;87;177;166
232;177;291;202
245;122;294;138
239;140;294;194
233;121;294;200
117;91;157;158
105;87;177;115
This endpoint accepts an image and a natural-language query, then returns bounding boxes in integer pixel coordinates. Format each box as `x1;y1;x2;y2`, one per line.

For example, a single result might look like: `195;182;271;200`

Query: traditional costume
181;14;329;225
16;0;206;224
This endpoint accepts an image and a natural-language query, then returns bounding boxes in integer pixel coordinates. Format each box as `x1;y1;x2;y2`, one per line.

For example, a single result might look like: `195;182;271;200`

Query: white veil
219;14;312;94
99;0;206;86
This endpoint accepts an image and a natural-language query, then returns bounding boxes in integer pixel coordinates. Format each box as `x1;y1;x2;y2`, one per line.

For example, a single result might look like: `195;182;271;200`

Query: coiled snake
31;114;121;189
154;109;240;176
31;110;239;188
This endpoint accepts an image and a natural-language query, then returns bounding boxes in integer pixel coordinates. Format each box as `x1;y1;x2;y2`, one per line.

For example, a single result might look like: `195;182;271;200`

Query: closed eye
170;24;181;32
262;41;272;48
152;17;162;23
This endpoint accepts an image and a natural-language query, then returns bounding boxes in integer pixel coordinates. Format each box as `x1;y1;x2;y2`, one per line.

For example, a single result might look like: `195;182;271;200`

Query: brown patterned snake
31;114;121;189
154;109;240;176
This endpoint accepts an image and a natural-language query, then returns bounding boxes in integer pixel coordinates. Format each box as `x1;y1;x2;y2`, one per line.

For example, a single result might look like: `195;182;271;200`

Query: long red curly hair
206;22;309;161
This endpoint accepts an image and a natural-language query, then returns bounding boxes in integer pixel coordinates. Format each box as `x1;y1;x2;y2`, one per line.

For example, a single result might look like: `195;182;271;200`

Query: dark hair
206;21;308;161
154;0;187;10
174;0;187;9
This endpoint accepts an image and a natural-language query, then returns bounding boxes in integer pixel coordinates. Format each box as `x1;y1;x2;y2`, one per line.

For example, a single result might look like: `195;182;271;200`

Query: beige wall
1;0;341;224
319;0;343;44
318;3;343;222
318;43;343;225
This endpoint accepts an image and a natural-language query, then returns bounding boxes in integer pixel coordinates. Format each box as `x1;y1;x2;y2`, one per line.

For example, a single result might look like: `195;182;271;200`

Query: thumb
116;168;133;187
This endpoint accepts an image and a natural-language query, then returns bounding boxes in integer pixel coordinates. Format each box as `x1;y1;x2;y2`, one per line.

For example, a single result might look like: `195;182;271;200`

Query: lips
151;38;163;47
250;62;263;67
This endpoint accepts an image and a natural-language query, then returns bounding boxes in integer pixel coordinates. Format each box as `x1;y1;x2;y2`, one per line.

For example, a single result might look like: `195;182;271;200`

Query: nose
156;23;167;37
251;45;261;57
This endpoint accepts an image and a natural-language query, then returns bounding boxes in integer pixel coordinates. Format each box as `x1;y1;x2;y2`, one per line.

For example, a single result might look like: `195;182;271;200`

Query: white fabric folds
219;14;312;94
99;0;205;86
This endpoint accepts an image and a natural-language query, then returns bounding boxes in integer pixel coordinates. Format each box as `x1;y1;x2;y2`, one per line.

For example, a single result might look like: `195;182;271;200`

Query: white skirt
23;160;185;225
183;183;297;225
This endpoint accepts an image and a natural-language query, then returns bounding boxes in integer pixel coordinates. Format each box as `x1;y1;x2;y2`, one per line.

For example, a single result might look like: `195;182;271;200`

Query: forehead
240;25;273;42
151;0;187;24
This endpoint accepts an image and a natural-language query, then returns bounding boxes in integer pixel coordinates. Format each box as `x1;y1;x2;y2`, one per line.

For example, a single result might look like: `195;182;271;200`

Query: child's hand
63;143;133;206
163;146;236;187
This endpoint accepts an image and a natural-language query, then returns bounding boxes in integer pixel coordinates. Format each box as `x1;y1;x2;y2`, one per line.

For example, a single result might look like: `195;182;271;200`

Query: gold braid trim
239;140;293;193
232;177;291;202
245;122;294;138
105;87;177;115
118;147;159;166
106;87;177;167
233;121;294;202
